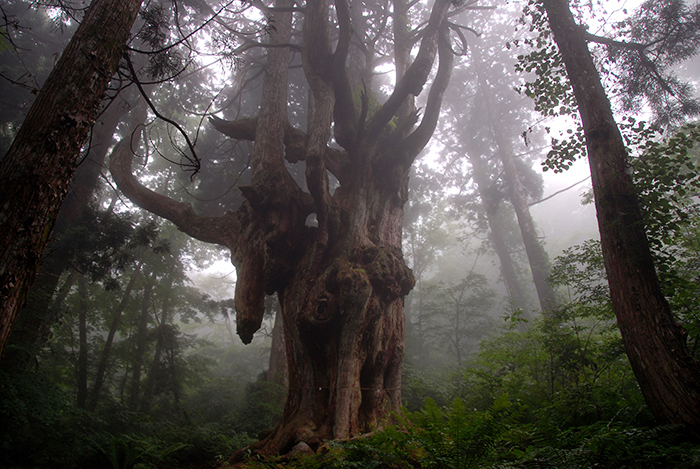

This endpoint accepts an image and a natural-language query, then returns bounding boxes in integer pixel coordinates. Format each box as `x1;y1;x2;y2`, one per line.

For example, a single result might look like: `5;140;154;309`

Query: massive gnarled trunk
541;0;700;432
111;0;454;456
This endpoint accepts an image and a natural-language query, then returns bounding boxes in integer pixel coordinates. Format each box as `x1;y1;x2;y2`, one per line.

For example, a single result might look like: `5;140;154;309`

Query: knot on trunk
351;246;414;303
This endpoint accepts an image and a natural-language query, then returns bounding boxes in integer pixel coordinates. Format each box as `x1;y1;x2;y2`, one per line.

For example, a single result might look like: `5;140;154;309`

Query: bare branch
390;23;453;167
125;54;201;177
583;30;647;51
365;0;451;141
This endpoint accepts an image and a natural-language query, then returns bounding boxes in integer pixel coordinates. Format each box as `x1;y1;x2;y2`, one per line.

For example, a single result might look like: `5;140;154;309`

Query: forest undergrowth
3;238;700;469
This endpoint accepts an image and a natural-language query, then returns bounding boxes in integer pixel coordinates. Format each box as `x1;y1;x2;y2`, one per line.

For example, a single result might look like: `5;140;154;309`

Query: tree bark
0;0;143;359
542;0;700;432
267;304;288;387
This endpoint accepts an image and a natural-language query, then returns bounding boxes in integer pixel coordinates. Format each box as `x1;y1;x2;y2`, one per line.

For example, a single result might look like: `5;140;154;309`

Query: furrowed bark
542;0;700;433
0;0;144;359
331;0;360;150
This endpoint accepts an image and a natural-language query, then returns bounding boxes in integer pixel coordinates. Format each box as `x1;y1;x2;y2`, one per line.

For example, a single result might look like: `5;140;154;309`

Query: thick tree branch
332;0;360;150
583;31;676;95
391;23;453;167
208;116;257;140
583;30;647;51
303;0;335;258
247;0;294;185
209;116;351;184
110;126;241;249
365;0;451;142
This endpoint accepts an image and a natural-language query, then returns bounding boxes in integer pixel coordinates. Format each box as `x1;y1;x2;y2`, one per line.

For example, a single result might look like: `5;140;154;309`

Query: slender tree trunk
119;360;131;404
542;0;700;432
453;292;463;368
139;334;162;414
0;0;143;359
480;77;556;313
469;152;531;317
140;280;171;414
128;277;152;412
88;269;140;411
499;144;557;313
52;270;79;314
76;274;89;409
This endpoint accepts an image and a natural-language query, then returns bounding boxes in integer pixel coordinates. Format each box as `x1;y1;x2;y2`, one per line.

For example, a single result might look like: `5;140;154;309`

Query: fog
1;0;700;466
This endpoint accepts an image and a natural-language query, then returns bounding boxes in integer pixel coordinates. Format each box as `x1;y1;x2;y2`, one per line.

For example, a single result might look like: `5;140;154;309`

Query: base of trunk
230;245;413;463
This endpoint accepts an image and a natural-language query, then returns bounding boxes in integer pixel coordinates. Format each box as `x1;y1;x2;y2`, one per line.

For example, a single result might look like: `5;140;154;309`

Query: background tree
423;272;496;368
435;11;554;319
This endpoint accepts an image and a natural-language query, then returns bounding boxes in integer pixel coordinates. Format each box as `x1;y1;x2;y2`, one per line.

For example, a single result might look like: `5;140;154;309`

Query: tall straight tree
0;0;143;358
540;0;700;432
111;0;463;456
3;94;139;370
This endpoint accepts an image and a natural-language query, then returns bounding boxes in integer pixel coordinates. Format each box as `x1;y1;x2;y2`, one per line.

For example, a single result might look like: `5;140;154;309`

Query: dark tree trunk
2;102;131;371
76;274;89;409
111;0;454;457
267;305;288;387
128;277;152;412
542;0;700;432
139;328;162;414
0;0;143;359
88;269;140;411
52;270;79;315
141;279;171;414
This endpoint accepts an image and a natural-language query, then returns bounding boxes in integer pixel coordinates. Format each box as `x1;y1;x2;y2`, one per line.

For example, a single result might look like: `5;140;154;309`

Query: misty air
1;0;700;467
